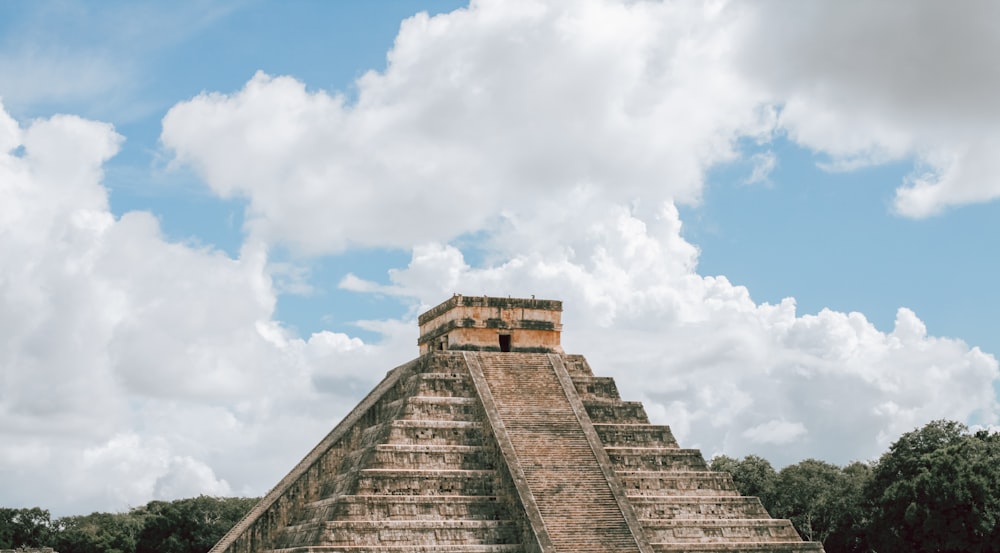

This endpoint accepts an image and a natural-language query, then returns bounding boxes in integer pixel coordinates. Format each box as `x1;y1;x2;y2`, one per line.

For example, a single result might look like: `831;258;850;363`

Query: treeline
4;420;999;553
710;420;1000;553
0;496;256;553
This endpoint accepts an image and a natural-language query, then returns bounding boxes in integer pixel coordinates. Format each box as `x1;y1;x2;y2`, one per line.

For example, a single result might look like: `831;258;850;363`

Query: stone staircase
469;352;647;553
267;354;529;553
563;355;824;553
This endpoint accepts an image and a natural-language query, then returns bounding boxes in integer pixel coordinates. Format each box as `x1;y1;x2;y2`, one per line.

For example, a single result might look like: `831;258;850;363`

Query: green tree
769;459;872;552
709;454;778;507
134;496;257;553
53;511;146;553
0;507;54;548
823;461;873;553
866;420;1000;553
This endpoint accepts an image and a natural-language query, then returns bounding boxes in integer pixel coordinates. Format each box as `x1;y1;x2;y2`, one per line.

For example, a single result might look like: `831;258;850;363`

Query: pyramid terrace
210;295;824;553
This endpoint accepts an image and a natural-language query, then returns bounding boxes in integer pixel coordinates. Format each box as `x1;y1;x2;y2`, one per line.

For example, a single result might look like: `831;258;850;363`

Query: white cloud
742;420;807;445
0;103;405;515
344;203;999;466
78;433;232;507
160;0;1000;253
735;0;1000;215
161;0;774;254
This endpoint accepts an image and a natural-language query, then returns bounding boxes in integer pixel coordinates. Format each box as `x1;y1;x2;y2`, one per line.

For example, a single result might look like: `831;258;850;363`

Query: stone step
584;400;650;423
640;518;802;543
619;471;741;497
317;519;521;546
650;543;824;553
270;545;525;553
561;354;593;375
594;423;679;448
385;420;487;446
606;447;708;471
386;396;482;422
473;352;643;553
413;352;472;374
368;444;496;471
629;496;771;520
354;469;497;496
571;375;623;402
303;495;513;521
404;373;477;398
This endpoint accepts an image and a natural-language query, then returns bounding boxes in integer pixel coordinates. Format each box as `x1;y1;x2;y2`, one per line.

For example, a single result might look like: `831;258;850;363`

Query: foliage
709;454;777;506
1;497;256;553
134;496;257;553
713;423;1000;553
52;511;146;553
0;507;54;548
824;461;873;553
710;453;872;552
770;459;872;552
866;420;1000;553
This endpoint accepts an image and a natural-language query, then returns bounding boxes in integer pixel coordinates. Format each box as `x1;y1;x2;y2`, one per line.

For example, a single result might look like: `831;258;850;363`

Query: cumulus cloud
161;0;773;253
161;0;1000;257
78;433;231;507
743;420;807;446
0;103;405;514
343;203;999;466
736;0;1000;215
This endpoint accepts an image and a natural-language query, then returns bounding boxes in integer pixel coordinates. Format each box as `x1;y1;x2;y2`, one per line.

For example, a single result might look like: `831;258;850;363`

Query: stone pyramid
210;295;824;553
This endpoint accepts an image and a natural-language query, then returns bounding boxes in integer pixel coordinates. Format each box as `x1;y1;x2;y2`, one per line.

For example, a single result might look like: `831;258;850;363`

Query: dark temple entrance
498;334;512;352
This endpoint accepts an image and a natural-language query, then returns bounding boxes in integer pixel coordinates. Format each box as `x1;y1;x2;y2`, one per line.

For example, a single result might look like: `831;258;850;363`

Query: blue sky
2;0;999;515
693;138;1000;355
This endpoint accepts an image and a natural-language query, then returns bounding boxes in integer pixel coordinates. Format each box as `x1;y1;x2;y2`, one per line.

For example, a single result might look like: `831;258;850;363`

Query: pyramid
211;295;824;553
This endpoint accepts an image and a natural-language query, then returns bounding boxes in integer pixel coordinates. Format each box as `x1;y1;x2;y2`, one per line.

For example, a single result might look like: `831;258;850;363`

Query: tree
0;507;54;548
134;496;257;553
769;459;872;552
710;454;778;508
866;420;1000;553
823;461;873;553
53;511;146;553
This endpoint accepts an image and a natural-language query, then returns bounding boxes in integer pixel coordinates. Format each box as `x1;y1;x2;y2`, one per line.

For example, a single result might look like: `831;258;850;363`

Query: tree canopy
0;496;256;553
866;420;1000;553
711;420;1000;553
0;506;54;549
709;453;777;507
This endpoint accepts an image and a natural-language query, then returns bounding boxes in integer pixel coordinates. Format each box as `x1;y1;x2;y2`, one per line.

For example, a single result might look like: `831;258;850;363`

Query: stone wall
418;294;563;354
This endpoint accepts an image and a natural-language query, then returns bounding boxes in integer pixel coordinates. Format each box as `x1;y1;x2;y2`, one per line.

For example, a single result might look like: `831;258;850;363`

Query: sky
1;0;999;517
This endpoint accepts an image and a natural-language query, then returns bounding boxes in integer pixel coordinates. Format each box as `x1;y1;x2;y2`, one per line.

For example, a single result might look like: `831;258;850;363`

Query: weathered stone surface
210;297;824;553
418;294;563;354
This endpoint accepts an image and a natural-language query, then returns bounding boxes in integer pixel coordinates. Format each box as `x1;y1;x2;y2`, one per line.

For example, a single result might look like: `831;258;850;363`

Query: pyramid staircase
211;352;824;553
559;354;821;553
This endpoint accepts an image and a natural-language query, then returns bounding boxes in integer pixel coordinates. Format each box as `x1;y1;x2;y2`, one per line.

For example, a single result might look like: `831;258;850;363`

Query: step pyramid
210;296;825;553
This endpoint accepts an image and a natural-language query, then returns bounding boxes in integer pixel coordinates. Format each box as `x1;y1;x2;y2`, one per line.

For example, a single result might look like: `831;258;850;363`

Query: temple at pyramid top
418;294;563;354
